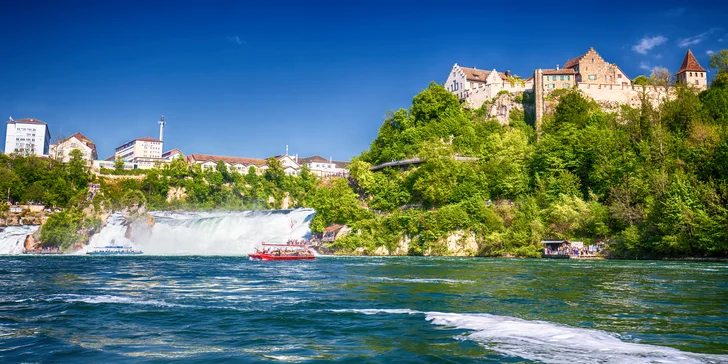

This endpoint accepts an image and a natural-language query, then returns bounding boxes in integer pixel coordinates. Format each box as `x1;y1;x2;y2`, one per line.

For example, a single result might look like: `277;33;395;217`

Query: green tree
114;156;125;174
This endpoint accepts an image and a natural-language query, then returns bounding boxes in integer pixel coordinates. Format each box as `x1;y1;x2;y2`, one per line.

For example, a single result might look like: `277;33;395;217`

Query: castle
446;48;708;123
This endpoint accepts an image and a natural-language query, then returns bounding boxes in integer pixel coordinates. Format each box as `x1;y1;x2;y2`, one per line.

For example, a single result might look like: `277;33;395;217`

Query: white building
162;148;183;163
187;153;267;175
4;117;51;156
298;155;350;177
114;136;164;169
49;132;98;163
275;154;301;176
444;64;533;109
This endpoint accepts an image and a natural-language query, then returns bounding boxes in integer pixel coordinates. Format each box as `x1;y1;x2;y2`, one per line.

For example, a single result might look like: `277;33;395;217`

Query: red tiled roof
458;67;508;82
62;132;96;152
162;149;181;158
136;137;162;143
299;155;329;164
299;155;351;169
323;224;344;232
677;49;706;74
188;153;267;166
8;118;47;125
542;69;576;75
563;53;587;69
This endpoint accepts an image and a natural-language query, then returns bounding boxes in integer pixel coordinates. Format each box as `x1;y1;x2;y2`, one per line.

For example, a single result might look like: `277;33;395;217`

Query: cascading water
0;225;40;255
90;208;316;255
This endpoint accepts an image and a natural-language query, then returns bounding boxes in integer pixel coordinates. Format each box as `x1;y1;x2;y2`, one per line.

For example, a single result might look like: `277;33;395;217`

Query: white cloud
654;54;663;59
678;28;723;47
227;36;246;46
632;36;668;54
678;33;707;47
706;50;716;55
639;62;652;71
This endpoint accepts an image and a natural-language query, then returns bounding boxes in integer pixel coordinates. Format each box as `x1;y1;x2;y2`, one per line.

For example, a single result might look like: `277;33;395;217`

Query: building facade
4;118;51;156
562;47;631;86
676;49;708;91
540;68;577;91
187;153;267;175
162;148;183;163
114;137;164;169
444;64;533;109
49;132;98;163
298;155;350;177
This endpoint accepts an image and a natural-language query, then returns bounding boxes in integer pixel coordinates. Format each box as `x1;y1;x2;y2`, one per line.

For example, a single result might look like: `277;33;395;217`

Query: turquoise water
1;256;727;363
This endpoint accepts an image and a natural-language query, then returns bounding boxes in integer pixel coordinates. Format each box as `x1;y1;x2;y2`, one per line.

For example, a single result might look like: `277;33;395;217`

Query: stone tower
676;49;707;90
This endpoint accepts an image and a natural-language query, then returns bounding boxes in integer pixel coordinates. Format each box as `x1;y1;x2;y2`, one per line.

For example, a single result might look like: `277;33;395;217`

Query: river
0;256;726;363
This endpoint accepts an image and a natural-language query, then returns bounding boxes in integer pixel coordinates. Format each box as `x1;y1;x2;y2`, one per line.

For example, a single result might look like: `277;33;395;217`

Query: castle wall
576;83;671;109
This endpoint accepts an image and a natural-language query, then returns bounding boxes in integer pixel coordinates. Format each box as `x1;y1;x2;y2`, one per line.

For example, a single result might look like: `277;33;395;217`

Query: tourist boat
87;245;143;255
248;241;315;261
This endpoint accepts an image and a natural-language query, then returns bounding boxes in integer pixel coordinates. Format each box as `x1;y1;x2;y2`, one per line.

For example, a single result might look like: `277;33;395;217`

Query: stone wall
577;83;672;110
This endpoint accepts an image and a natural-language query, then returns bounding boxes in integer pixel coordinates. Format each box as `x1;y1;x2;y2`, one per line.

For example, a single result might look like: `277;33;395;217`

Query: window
567;75;571;81
618;74;622;78
598;66;601;71
695;80;699;85
588;74;597;80
470;82;474;89
592;58;594;63
560;75;564;81
563;83;570;88
552;75;557;81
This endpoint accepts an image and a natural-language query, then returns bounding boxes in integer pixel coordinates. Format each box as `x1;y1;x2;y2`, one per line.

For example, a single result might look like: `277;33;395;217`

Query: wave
332;309;728;363
47;294;187;308
369;277;475;284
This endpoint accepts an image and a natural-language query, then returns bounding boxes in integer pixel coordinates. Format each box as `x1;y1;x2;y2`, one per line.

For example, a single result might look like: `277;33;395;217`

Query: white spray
90;208;316;255
0;225;40;255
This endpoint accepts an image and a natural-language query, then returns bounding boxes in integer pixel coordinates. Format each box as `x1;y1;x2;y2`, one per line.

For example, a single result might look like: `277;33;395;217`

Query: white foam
425;312;728;364
48;294;186;308
333;308;727;363
88;209;315;255
329;308;422;315
0;225;40;254
370;277;475;284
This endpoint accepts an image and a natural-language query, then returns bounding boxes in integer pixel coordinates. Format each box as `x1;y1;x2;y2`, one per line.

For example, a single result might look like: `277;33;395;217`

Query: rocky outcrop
482;93;526;125
393;236;410;256
166;186;187;203
373;246;389;256
24;231;41;251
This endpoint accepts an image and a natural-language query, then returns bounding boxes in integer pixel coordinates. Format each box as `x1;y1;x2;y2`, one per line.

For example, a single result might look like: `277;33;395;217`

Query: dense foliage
333;51;728;258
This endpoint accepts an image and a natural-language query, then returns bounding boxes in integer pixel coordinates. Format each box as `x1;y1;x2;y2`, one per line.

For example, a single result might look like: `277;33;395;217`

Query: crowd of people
254;247;314;257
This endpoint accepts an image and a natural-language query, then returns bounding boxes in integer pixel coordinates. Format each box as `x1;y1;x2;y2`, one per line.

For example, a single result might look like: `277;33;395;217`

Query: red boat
248;241;315;261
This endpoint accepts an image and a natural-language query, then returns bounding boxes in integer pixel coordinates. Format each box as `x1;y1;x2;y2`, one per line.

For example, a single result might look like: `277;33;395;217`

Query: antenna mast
158;115;165;142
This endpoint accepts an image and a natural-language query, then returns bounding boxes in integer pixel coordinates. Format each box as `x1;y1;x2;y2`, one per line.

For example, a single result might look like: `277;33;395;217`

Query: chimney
329;156;332;163
556;64;560;70
473;65;476;70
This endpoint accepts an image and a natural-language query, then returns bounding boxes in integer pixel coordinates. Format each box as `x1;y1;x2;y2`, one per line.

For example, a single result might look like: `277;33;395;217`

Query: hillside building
562;47;631;86
186;153;267;175
676;49;708;91
444;64;533;109
49;132;98;163
4;118;51;156
114;136;164;169
298;155;350;177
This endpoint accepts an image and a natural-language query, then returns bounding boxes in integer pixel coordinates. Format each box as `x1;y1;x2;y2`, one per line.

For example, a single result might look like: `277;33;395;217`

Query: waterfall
88;208;316;255
0;226;40;255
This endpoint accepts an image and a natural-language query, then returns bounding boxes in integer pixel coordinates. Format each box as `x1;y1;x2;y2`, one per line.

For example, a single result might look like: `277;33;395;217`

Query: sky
1;0;726;161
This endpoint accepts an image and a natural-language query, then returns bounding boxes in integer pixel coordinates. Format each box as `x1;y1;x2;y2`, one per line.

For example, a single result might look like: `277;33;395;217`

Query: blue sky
1;1;726;160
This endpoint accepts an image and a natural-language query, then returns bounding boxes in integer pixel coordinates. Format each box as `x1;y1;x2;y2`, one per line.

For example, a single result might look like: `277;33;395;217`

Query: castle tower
676;49;707;90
